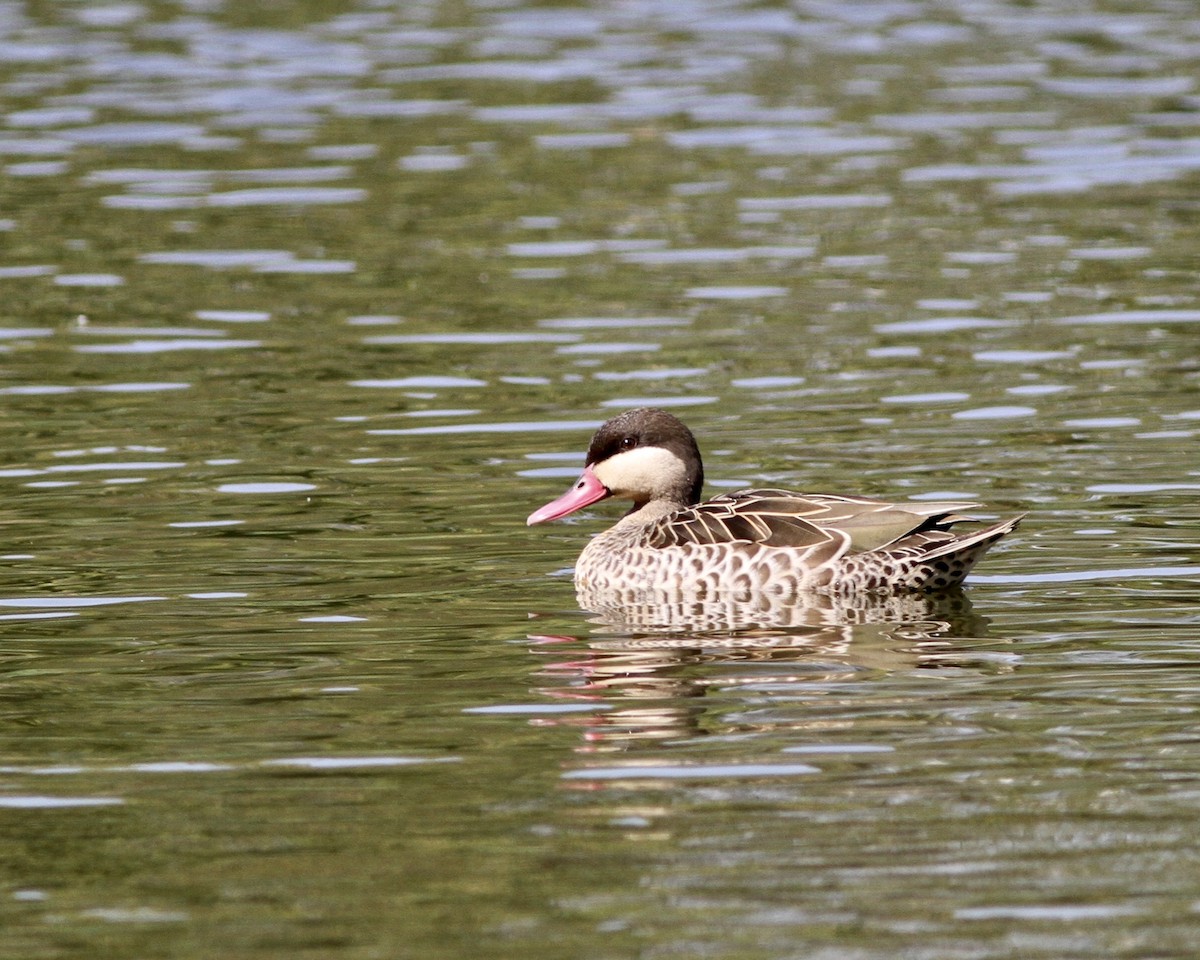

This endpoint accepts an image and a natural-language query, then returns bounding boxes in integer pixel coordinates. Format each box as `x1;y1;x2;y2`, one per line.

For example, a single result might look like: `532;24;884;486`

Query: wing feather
645;488;986;554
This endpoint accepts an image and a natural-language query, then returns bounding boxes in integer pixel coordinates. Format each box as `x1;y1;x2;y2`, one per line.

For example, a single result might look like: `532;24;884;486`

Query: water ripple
369;419;603;437
684;285;789;299
0;796;123;809
140;250;301;268
350;376;487;388
538;317;690;330
365;332;579;345
876;317;1010;334
0;267;57;279
599;396;717;408
0;596;166;608
205;187;366;207
1054;310;1200;326
562;763;820;781
74;339;261;354
217;482;316;494
952;405;1037;420
619;245;815;265
61;121;205;145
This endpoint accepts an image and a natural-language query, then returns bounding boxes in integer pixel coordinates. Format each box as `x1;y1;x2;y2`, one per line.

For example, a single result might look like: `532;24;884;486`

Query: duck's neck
615;498;685;529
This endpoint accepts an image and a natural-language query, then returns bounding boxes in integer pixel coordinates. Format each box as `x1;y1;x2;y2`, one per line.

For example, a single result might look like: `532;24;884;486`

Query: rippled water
2;0;1200;957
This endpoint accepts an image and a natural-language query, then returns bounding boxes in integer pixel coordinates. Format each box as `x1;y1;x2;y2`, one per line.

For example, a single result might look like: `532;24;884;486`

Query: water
2;0;1200;956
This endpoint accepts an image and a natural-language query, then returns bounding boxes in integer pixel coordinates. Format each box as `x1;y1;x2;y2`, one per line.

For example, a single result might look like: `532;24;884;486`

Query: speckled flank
834;521;1015;593
576;514;1020;599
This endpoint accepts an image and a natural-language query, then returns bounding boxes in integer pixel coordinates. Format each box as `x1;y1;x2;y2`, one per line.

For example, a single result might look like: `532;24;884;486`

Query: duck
527;407;1022;597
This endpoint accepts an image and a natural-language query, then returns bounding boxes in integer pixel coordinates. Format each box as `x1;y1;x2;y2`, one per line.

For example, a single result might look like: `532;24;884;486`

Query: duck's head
527;407;704;525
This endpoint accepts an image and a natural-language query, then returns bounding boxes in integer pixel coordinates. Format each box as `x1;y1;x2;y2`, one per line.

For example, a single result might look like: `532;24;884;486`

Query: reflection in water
531;589;1006;762
575;579;987;634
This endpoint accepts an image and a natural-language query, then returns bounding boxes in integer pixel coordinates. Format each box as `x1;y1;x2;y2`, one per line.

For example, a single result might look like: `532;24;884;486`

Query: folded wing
646;488;983;555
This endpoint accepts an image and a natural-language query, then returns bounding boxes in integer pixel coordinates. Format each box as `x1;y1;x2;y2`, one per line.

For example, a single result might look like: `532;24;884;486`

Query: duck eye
619;435;637;451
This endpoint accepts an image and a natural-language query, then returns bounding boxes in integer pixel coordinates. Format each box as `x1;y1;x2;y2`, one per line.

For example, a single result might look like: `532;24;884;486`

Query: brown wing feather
646;488;987;554
647;492;835;550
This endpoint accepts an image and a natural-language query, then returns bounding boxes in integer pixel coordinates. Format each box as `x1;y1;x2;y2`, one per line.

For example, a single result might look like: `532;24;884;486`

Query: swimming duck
527;407;1022;596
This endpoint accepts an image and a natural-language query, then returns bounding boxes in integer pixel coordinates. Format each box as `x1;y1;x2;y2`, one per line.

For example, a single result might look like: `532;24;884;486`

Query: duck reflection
528;588;1010;756
575;578;987;634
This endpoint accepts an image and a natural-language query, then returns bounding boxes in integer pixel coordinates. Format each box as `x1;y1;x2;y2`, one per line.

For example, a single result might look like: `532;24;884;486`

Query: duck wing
645;489;831;549
787;493;983;552
646;488;983;554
